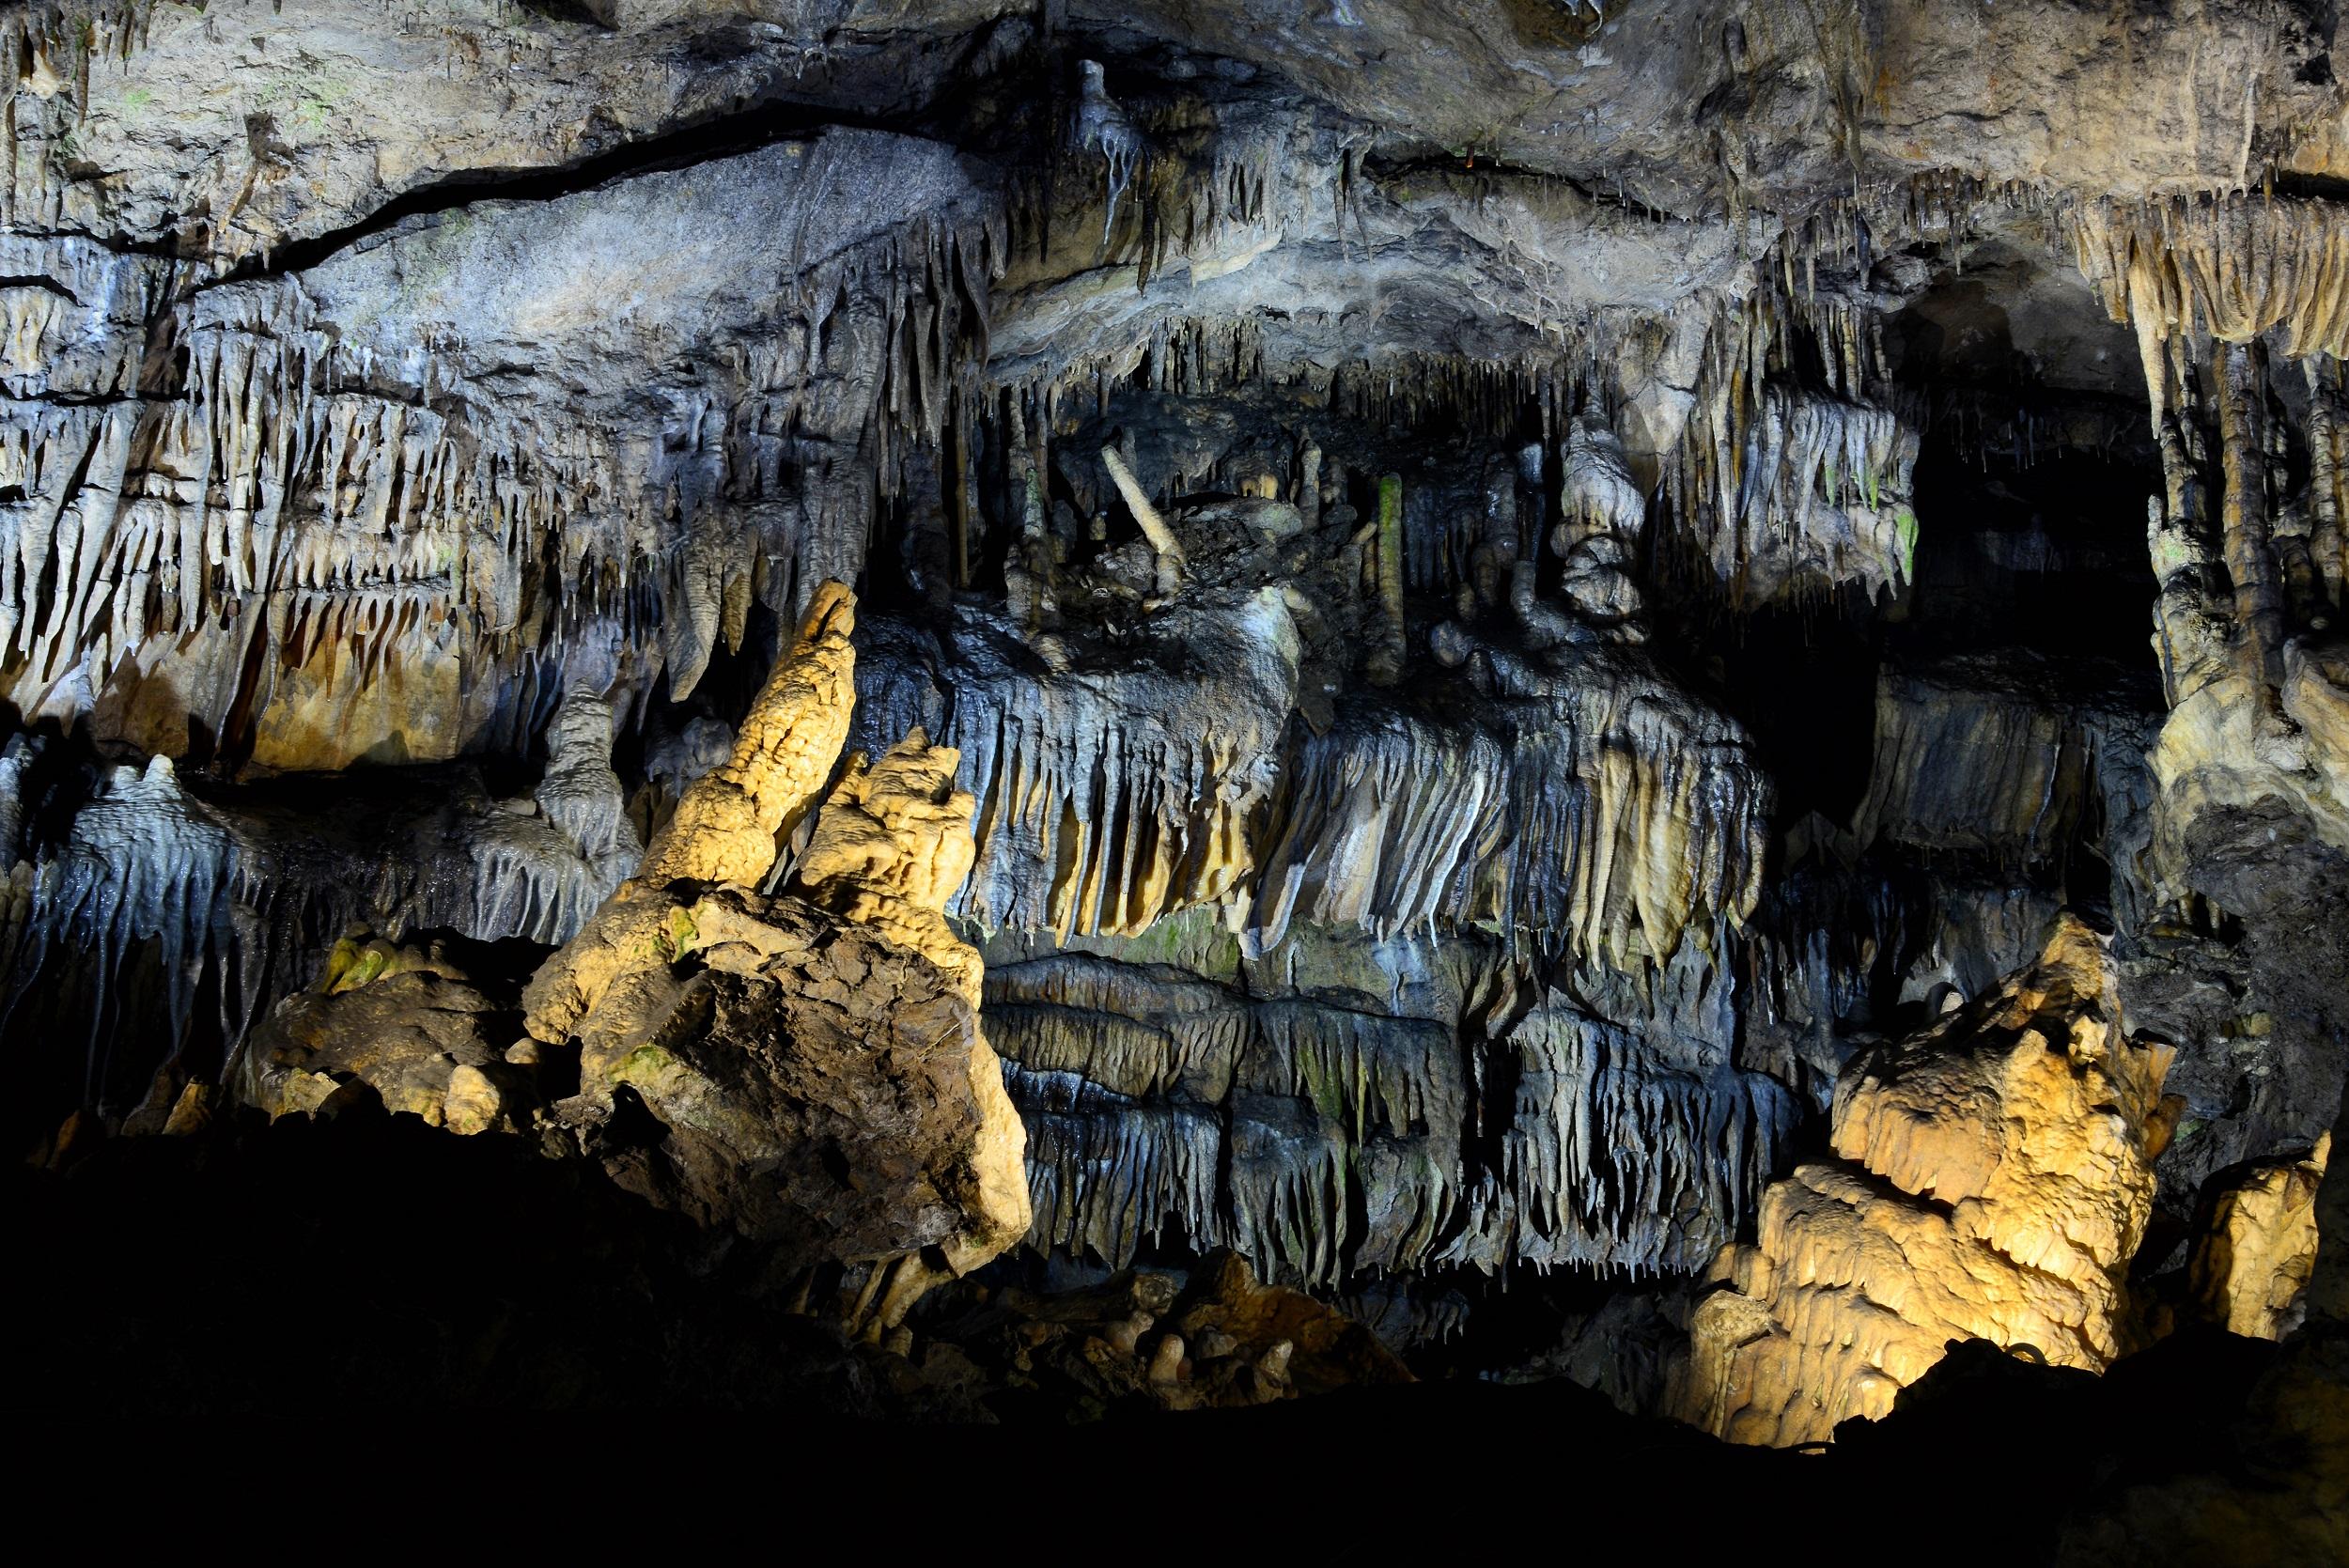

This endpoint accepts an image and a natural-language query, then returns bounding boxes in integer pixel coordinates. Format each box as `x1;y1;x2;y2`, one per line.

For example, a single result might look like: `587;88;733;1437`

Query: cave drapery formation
8;0;2349;1530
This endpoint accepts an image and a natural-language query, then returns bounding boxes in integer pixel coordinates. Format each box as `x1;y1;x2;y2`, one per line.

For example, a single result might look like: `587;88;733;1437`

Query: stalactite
2070;194;2349;362
1498;997;1799;1277
1661;371;1920;614
987;939;1798;1289
1852;654;2154;880
1247;665;1768;967
853;595;1299;939
1;138;1004;769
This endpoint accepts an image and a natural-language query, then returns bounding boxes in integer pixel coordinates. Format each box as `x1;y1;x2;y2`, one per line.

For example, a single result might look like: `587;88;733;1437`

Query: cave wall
6;0;2348;1415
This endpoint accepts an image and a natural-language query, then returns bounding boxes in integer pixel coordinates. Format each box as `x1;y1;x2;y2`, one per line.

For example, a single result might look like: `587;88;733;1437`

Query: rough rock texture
8;2;2349;1491
557;882;1022;1327
233;932;519;1131
226;583;1028;1331
2188;1133;2330;1341
1675;915;2178;1448
526;583;1027;1325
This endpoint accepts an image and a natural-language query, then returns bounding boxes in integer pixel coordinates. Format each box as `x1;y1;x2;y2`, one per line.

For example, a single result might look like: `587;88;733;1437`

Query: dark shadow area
10;1102;2331;1563
1896;442;2161;666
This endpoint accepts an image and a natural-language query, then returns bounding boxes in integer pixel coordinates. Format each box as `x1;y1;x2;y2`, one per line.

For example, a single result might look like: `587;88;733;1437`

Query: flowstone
1674;914;2179;1447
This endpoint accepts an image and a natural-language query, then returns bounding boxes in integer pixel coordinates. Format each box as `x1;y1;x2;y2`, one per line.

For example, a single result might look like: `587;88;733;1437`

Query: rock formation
8;7;2348;1531
1676;914;2178;1448
231;583;1028;1331
2189;1134;2331;1342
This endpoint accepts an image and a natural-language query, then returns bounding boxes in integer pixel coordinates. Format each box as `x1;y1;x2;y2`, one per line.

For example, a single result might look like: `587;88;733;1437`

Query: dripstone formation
8;4;2349;1550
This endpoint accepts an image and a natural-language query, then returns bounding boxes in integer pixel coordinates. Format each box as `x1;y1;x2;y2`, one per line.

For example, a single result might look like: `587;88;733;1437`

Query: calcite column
2216;338;2287;691
1365;474;1406;686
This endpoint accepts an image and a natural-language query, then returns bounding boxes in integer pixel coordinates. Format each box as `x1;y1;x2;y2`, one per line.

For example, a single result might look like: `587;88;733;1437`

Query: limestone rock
2188;1133;2330;1341
562;885;1026;1324
522;582;1027;1327
232;934;516;1131
521;582;857;1048
795;729;983;1003
636;580;859;890
1674;913;2177;1447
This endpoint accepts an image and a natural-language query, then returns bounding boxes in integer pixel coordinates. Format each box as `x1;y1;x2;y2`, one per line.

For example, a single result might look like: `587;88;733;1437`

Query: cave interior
5;2;2348;1550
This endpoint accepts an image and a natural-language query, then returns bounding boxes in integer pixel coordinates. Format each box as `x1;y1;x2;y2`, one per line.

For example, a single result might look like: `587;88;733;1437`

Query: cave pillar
1366;473;1405;686
2216;338;2288;692
2305;361;2346;614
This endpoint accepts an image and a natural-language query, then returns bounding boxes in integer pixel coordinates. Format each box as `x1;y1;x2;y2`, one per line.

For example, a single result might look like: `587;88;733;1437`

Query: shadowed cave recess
6;1;2349;1550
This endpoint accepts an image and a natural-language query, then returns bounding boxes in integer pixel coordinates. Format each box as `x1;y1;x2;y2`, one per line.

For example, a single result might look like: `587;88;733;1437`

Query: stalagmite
634;582;857;890
490;582;1027;1328
796;729;984;1003
1674;915;2177;1447
523;582;858;1046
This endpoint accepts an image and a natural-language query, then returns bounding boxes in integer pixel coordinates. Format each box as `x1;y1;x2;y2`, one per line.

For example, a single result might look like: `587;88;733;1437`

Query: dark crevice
202;98;963;289
0;273;81;303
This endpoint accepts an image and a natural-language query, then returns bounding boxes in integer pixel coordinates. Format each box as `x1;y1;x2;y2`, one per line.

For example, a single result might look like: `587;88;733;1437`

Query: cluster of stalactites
1031;57;1321;291
1662;365;1920;613
991;944;1800;1290
0;3;159;226
0;310;625;765
1852;658;2150;877
1;180;1004;761
859;597;1298;941
2070;194;2349;371
2075;189;2349;880
1247;687;1769;968
0;703;641;1114
1005;317;1606;463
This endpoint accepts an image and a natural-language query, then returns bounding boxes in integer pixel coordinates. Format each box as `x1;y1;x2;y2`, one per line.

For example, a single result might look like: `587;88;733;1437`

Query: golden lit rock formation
797;730;985;1001
228;582;1027;1331
2189;1132;2330;1341
636;579;859;889
518;581;857;1048
1675;914;2178;1447
518;581;1028;1329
